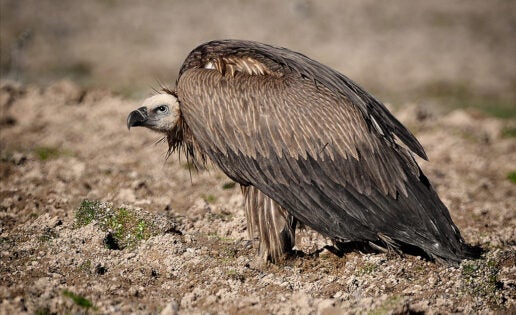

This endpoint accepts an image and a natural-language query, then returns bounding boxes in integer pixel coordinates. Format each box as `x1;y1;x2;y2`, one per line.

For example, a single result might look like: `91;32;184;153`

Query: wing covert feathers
179;39;427;160
179;68;411;197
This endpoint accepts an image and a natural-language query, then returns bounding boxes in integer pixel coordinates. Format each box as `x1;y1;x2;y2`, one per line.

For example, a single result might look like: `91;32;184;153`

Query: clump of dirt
0;80;515;314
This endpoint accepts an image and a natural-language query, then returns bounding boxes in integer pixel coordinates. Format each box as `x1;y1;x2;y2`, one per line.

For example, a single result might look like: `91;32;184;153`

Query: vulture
127;39;478;265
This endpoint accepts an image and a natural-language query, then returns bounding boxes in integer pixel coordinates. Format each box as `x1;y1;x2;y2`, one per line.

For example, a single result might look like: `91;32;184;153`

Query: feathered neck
165;109;206;169
160;87;206;169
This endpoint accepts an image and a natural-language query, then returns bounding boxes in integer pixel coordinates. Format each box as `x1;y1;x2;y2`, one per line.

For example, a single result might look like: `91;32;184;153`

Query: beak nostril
137;106;148;115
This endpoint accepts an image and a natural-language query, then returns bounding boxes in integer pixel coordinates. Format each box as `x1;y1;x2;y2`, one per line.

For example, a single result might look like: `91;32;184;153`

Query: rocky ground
0;80;514;314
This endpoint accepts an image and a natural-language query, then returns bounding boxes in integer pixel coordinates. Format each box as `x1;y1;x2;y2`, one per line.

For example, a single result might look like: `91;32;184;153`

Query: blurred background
1;0;515;117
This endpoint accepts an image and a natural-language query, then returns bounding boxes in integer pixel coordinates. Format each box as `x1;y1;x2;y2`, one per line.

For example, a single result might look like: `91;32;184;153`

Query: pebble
160;300;179;315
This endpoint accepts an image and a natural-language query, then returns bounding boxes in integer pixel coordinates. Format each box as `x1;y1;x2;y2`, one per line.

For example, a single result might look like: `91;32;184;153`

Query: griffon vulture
127;40;478;264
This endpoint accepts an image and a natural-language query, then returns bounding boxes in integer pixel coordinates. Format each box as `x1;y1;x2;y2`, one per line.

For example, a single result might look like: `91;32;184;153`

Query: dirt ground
1;1;515;314
0;79;514;314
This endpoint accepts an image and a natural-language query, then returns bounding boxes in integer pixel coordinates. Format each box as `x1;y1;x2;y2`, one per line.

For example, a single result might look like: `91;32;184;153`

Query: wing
179;40;428;161
176;40;467;262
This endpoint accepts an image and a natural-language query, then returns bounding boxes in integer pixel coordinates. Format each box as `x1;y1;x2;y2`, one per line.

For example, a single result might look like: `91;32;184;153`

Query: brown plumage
127;39;479;264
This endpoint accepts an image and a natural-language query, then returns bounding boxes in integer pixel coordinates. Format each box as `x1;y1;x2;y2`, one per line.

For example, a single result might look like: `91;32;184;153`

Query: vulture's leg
241;185;297;263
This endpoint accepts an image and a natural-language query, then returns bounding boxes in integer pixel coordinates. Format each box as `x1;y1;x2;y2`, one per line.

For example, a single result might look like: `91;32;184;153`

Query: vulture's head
127;92;195;162
127;93;180;134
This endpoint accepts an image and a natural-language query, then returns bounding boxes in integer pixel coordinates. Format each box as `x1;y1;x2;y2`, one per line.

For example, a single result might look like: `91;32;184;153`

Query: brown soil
0;80;514;314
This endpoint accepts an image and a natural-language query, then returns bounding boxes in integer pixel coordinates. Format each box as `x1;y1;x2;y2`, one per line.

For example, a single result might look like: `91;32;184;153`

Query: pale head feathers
141;93;180;133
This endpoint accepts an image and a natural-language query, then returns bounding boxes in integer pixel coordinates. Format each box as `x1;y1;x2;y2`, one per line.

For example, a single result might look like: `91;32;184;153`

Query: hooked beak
127;107;148;130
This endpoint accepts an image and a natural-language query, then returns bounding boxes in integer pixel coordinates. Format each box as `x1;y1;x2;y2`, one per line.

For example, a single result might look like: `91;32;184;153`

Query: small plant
501;126;516;138
222;181;236;190
104;207;129;241
34;307;51;315
62;290;94;309
357;262;377;276
34;146;60;161
75;200;101;227
135;220;148;240
33;146;72;161
462;262;478;277
202;194;217;203
507;171;516;184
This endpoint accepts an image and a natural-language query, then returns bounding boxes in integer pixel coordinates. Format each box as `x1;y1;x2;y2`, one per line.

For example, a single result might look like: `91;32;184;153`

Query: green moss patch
357;262;378;276
62;290;94;309
222;181;236;190
33;146;72;161
501;126;516;138
75;199;164;249
75;200;100;227
34;146;61;160
506;171;516;184
202;194;217;203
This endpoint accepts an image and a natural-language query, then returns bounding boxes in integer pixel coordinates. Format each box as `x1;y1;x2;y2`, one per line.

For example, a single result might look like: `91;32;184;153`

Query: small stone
317;298;335;312
160;300;179;315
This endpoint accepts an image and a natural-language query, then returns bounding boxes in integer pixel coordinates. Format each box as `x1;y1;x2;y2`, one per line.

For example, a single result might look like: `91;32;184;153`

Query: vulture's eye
155;105;169;114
